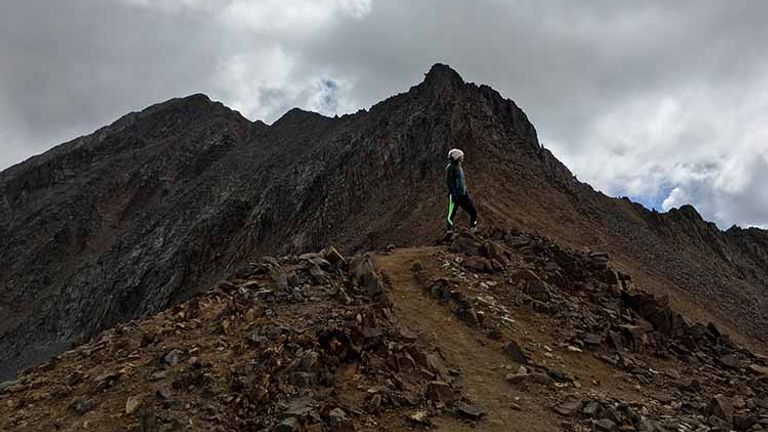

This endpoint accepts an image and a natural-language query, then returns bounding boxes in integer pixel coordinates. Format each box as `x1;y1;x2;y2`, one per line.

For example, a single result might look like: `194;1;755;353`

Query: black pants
447;194;477;230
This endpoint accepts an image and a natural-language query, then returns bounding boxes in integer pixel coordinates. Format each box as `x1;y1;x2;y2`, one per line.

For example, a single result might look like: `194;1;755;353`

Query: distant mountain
1;63;767;378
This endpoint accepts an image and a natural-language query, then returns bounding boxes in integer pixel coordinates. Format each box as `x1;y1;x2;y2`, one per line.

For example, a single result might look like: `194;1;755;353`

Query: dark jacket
446;160;467;196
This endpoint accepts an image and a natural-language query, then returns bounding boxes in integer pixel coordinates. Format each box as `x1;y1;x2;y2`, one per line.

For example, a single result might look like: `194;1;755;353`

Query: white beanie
447;148;464;160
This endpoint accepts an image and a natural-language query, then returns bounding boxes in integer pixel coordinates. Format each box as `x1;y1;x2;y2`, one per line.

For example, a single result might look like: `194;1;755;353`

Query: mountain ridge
1;63;767;381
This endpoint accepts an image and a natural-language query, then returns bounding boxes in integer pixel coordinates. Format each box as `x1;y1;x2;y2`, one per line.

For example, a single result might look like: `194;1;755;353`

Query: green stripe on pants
446;196;455;226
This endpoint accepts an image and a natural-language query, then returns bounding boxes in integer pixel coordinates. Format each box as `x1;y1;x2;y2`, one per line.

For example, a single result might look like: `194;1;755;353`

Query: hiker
445;148;478;233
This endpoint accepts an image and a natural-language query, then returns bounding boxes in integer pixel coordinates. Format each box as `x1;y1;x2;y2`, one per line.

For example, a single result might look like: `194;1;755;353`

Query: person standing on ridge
445;148;478;233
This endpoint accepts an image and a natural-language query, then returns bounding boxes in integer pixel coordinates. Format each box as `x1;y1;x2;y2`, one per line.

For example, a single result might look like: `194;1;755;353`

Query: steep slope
1;64;768;381
0;95;256;376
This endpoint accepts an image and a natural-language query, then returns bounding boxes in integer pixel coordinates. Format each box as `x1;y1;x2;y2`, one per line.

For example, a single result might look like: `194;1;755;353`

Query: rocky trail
3;227;768;431
380;247;558;431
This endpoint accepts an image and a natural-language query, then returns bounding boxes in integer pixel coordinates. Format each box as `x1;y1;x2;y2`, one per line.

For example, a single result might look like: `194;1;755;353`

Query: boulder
70;399;95;415
619;325;648;352
426;381;454;405
622;292;684;337
328;408;355;432
582;401;604;418
719;354;741;369
449;234;481;256
457;401;485;420
607;331;624;352
733;414;758;431
93;371;122;390
529;372;555;386
149;370;167;381
481;241;506;261
511;269;540;283
599;406;623;424
748;363;768;375
350;255;384;296
582;333;602;348
506;235;531;248
426;353;450;380
588;252;609;269
126;396;142;415
504;340;530;365
554;399;583;417
408;411;430;425
275;417;300;432
706;395;733;426
260;256;280;267
523;279;552;302
283;397;319;420
462;256;494;273
399;327;418;342
323;246;347;266
594;418;618;432
163;349;184;366
456;305;481;326
637;417;660;432
603;270;619;285
707;415;730;428
155;386;172;401
505;372;529;386
505;366;532;386
307;263;329;284
676;378;702;392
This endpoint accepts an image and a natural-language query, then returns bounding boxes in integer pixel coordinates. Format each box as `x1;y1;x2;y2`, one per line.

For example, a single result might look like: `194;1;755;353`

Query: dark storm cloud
2;0;768;227
0;0;227;164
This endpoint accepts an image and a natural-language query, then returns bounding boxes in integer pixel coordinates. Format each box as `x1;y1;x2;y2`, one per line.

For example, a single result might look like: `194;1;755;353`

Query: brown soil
381;247;559;431
378;247;647;431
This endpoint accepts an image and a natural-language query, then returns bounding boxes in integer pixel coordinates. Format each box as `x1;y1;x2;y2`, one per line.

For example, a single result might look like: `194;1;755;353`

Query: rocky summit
1;64;768;431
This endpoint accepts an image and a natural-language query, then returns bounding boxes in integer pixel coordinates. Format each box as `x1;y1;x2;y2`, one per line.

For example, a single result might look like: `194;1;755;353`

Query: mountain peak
154;93;214;110
181;93;211;103
272;107;330;129
133;93;224;121
669;204;704;222
421;63;465;92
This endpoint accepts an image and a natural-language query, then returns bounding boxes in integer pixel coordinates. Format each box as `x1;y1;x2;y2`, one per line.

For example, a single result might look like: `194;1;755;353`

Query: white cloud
209;46;358;122
211;46;295;120
662;152;768;228
552;71;768;228
307;79;348;116
219;0;371;34
117;0;372;34
123;0;374;122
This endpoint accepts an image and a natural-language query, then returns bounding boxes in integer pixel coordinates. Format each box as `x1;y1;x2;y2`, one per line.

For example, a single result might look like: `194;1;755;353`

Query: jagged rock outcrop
1;63;767;380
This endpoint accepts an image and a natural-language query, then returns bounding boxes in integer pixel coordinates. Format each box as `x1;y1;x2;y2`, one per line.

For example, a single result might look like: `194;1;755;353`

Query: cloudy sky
2;0;768;228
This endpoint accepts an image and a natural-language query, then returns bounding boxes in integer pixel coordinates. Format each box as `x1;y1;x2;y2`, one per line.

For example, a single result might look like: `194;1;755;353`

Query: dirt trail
378;247;559;432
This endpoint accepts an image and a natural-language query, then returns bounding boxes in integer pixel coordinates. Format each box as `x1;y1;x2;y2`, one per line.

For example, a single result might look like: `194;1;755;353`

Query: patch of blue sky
624;185;675;212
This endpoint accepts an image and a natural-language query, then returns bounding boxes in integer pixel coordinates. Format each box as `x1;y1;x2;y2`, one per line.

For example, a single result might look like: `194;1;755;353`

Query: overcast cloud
2;0;768;228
